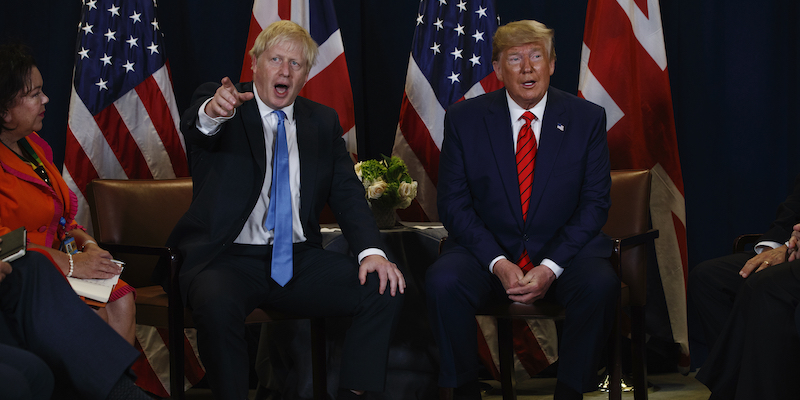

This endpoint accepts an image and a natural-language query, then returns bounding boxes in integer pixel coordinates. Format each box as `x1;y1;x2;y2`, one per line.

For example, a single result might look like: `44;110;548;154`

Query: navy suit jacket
437;87;613;270
760;173;800;244
164;82;383;300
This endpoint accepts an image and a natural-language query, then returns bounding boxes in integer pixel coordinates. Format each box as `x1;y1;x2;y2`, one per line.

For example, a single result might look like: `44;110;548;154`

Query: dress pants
688;251;753;347
425;244;619;393
695;260;800;399
0;340;53;400
0;251;140;400
186;244;404;400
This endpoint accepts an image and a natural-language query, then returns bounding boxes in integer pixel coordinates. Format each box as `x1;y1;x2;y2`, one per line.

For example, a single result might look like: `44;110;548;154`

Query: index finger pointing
220;76;235;89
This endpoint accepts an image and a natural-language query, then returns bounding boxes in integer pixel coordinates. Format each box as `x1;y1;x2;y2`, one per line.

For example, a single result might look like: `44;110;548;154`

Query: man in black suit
691;174;800;399
165;20;404;400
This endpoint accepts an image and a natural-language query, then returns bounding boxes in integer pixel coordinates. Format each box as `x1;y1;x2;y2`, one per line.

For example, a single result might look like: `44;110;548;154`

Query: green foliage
355;155;418;209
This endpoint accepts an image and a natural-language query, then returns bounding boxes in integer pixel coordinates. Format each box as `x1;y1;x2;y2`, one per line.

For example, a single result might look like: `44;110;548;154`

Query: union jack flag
579;0;690;371
240;0;357;156
393;0;557;381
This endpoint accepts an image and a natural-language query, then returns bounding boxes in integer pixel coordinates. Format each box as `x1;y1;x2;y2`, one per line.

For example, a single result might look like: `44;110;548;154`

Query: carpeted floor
481;371;710;399
184;371;710;399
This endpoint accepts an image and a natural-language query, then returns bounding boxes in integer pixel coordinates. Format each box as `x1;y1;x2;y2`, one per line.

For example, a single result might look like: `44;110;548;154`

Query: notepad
0;227;27;263
66;259;125;304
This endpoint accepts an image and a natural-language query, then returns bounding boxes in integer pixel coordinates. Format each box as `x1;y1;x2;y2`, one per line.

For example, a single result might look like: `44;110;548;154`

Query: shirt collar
252;84;295;122
505;90;548;123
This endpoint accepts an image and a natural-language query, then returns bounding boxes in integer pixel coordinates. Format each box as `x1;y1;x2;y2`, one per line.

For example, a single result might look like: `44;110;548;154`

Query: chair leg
607;303;622;400
438;387;454;400
496;318;517;400
310;318;327;400
630;305;648;400
169;306;186;400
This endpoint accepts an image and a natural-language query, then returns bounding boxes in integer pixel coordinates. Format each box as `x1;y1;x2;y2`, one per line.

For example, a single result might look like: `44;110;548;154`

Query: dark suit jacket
163;82;383;300
437;87;612;269
759;173;800;244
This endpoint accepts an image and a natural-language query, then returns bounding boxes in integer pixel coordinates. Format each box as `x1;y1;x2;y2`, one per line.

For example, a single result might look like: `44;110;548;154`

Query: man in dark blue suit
0;251;148;400
165;21;404;400
426;20;618;400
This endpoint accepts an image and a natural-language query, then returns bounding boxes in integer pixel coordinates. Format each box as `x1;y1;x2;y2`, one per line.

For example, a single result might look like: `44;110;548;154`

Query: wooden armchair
465;169;658;400
86;178;327;399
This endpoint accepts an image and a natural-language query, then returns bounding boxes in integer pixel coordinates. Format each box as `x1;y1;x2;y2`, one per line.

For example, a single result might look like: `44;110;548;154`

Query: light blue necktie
265;110;292;286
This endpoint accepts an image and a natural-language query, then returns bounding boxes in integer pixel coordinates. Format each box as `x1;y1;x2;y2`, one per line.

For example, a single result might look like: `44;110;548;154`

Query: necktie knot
521;111;535;126
273;109;286;124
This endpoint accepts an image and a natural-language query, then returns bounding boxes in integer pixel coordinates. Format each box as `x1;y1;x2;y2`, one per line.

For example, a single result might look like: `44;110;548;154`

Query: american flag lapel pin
556;123;565;132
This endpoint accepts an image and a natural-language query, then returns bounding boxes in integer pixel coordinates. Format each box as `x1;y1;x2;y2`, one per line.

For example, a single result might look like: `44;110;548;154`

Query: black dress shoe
452;381;481;400
554;380;583;400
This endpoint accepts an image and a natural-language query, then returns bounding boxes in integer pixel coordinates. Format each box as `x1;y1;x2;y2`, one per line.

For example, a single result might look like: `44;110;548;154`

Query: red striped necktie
516;111;537;272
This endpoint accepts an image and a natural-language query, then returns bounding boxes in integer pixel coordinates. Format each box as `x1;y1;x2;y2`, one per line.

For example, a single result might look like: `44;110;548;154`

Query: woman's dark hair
0;43;37;127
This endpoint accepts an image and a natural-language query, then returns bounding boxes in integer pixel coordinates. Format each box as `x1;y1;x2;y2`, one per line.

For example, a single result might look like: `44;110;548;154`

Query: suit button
523;234;529;241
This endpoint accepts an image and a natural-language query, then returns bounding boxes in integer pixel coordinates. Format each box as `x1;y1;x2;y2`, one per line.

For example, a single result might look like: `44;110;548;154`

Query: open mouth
275;84;289;95
522;80;536;88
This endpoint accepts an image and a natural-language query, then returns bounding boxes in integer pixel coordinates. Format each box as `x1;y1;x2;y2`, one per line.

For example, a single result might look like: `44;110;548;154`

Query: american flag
62;0;195;396
393;0;503;221
240;0;357;156
393;0;556;381
63;0;189;234
579;0;690;371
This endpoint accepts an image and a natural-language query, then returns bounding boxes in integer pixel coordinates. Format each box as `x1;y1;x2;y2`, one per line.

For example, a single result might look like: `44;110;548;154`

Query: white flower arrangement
354;155;418;209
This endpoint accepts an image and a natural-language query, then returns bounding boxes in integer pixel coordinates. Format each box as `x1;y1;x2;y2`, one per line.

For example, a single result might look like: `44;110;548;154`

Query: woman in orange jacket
0;43;135;345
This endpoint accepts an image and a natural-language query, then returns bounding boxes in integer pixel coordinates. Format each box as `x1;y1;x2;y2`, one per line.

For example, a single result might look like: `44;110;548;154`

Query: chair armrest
98;242;182;293
611;229;658;307
97;242;173;258
733;234;762;253
614;229;660;250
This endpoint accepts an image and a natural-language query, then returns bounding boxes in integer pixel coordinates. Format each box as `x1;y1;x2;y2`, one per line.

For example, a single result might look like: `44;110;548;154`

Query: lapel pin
556;123;565;132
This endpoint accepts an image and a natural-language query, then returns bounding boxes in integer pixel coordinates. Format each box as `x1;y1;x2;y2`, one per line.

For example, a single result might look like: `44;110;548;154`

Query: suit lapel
484;90;525;227
526;89;568;224
240;82;268;177
294;98;319;225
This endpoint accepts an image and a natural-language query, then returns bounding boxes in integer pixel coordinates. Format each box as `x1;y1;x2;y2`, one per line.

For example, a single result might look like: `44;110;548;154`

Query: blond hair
492;20;556;62
248;20;319;70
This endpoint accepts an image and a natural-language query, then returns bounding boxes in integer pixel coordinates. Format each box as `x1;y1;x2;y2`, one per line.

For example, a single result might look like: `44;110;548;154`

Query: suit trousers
186;243;404;400
0;338;53;400
0;251;139;400
695;259;800;399
425;244;619;393
688;251;754;348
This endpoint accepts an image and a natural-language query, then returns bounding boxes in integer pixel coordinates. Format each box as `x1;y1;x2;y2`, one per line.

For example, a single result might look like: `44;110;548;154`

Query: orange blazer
0;132;81;247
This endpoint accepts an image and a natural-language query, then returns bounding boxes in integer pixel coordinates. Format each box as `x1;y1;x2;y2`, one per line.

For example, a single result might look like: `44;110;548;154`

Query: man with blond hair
427;20;617;399
163;20;404;399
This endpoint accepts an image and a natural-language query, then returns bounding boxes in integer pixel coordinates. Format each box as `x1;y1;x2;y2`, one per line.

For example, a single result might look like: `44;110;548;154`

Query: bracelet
81;240;98;251
67;253;74;278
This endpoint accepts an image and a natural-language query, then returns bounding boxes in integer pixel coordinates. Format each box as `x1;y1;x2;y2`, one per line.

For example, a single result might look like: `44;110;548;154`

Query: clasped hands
493;258;555;304
740;223;800;278
788;223;800;262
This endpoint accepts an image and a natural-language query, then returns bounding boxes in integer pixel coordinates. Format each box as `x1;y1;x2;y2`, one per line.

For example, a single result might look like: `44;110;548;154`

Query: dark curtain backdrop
3;0;800;357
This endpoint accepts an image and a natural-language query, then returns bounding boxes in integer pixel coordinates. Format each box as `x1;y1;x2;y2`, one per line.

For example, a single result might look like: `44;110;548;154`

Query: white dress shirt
488;91;564;279
196;85;386;263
